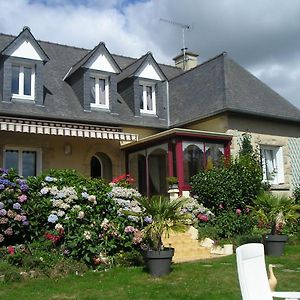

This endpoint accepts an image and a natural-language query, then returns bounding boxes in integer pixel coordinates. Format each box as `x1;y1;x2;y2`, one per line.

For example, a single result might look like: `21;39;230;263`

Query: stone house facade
0;27;299;196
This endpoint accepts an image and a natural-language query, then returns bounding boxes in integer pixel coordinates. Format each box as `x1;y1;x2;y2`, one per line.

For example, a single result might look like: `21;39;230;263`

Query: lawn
0;245;299;300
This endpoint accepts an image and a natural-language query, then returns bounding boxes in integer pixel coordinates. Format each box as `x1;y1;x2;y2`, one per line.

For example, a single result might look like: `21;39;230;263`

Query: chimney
173;49;198;71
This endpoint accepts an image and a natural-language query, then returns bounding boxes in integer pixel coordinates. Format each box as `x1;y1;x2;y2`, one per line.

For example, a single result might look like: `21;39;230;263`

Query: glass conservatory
122;128;232;197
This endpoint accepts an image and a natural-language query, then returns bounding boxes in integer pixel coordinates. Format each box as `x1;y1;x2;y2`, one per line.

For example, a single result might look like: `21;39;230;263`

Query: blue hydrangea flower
0;202;4;209
22;220;29;226
48;214;58;223
45;176;55;182
13;203;21;210
144;216;153;224
0;209;7;216
81;192;89;199
0;184;4;190
20;184;29;192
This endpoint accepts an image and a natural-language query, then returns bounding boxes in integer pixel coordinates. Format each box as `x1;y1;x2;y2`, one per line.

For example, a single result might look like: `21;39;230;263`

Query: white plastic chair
236;243;300;300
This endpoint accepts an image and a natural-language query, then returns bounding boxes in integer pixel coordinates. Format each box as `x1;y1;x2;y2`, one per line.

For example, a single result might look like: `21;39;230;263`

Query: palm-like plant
129;196;191;251
251;192;300;235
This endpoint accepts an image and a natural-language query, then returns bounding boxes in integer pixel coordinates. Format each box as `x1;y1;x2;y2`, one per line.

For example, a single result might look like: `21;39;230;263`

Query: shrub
23;170;144;266
0;168;30;246
191;134;265;213
191;155;264;212
294;186;300;204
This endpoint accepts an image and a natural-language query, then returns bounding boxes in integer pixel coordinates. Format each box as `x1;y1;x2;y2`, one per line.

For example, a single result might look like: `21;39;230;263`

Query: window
140;82;156;114
11;64;35;100
90;152;112;182
261;146;284;184
90;75;109;109
183;142;225;185
4;147;41;177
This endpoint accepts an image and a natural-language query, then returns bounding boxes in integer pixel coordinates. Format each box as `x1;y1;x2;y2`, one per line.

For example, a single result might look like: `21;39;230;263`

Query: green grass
0;245;300;300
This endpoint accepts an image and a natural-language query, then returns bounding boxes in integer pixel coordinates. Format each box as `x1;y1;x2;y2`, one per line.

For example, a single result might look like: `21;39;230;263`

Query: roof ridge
221;53;228;109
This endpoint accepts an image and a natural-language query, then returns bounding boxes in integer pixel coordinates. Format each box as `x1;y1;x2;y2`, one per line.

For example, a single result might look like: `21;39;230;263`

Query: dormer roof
64;42;121;80
117;52;167;83
0;26;49;62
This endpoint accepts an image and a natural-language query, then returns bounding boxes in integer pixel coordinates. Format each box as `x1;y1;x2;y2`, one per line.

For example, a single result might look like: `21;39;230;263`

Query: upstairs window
261;145;284;184
90;75;109;109
11;64;35;100
140;81;156;115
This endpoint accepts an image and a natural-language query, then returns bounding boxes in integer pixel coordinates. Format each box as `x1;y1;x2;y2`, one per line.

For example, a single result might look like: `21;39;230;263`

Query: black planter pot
144;247;175;277
263;234;288;256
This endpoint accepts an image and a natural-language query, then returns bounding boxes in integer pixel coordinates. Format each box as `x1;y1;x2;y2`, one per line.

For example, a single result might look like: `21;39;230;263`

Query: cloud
0;0;299;109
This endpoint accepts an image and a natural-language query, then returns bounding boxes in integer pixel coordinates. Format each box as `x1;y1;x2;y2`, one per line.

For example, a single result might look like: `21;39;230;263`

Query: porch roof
0;116;138;141
121;128;232;150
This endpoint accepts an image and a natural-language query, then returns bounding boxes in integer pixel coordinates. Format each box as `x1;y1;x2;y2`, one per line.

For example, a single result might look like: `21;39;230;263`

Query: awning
0;116;138;141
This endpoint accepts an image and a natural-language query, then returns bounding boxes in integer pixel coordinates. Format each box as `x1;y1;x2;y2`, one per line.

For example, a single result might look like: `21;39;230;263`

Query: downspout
166;81;170;127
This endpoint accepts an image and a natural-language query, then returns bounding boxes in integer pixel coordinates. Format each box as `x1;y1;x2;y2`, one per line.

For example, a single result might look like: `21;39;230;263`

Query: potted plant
250;192;300;256
126;196;191;276
166;176;178;189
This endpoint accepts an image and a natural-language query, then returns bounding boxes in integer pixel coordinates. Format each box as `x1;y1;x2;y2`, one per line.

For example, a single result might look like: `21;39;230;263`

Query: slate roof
0;33;182;129
1;32;300;130
169;52;300;126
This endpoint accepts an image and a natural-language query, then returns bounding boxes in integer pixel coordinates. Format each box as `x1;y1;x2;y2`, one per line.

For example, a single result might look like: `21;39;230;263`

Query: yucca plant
250;192;300;235
127;196;191;251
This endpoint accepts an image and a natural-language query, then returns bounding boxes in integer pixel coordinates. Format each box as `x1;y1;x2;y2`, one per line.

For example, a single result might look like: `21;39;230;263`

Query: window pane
22;151;36;177
23;67;32;96
139;85;144;109
12;65;20;94
184;144;204;185
205;143;224;169
90;77;96;104
5;150;19;172
263;149;276;181
98;79;105;105
146;86;153;110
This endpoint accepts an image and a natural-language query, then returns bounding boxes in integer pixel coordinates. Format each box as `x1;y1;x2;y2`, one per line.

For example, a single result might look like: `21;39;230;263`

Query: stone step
162;227;214;263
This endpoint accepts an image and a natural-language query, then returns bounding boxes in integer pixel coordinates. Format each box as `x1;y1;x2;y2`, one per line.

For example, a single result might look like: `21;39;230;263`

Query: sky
1;0;300;109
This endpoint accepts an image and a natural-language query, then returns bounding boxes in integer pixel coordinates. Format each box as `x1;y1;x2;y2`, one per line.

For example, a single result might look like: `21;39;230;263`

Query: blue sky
1;0;300;109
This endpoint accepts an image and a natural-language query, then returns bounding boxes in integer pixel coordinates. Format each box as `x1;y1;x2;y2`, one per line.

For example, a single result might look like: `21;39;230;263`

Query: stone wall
227;129;292;195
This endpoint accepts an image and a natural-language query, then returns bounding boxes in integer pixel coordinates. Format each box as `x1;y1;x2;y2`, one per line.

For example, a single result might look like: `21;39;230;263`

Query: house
0;27;299;196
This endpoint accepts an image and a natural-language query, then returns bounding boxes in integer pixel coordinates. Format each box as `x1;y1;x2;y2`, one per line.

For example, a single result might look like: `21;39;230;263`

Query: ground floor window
90;152;112;182
183;142;224;185
3;147;41;177
260;145;284;184
128;145;168;196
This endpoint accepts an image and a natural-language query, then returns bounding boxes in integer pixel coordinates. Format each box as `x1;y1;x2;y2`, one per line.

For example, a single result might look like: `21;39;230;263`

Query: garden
0;133;299;296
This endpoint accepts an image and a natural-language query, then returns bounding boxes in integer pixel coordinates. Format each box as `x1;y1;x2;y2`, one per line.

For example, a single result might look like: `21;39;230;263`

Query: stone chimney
173;49;198;71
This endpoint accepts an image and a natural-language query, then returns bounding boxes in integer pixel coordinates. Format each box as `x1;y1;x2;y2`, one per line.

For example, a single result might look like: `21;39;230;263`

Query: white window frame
260;145;284;185
139;80;156;115
90;74;109;109
3;146;42;177
11;63;35;101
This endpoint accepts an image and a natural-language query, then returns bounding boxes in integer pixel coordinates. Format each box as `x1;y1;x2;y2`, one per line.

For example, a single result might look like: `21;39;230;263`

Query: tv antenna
160;18;191;70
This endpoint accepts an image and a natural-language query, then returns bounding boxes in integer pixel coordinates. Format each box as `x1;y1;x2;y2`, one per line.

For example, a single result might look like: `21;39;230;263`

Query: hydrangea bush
0;168;30;246
23;170;144;266
178;196;214;226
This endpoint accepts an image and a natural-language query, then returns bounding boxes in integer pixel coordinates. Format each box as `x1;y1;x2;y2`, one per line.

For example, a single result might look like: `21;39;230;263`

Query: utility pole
160;18;191;70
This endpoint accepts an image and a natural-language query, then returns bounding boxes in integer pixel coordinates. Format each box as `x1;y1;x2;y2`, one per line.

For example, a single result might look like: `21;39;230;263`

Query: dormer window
90;74;109;109
11;63;35;100
140;81;156;115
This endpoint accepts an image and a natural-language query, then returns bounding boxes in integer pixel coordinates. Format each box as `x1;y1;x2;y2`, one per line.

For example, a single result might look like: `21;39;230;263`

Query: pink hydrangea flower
236;208;242;215
18;194;27;203
197;214;209;222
